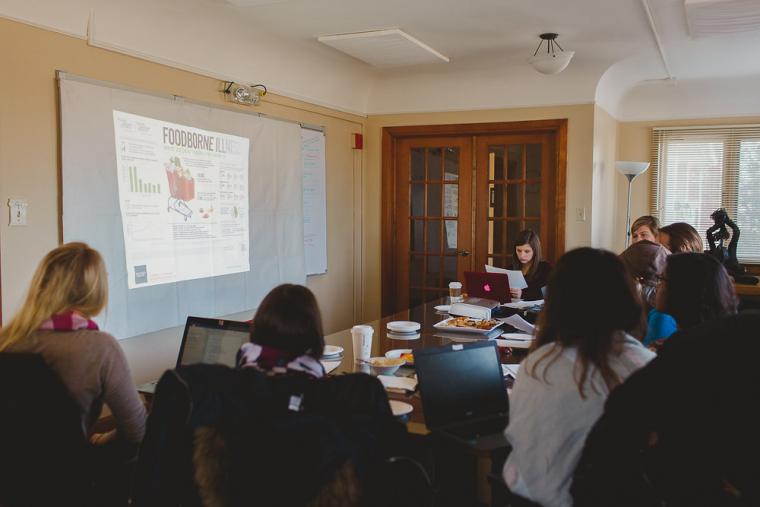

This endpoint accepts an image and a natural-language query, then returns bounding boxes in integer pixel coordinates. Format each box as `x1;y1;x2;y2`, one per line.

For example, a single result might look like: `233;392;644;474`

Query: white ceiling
2;0;760;119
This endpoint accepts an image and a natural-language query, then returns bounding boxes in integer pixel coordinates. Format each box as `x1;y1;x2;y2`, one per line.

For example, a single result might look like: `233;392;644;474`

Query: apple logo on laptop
483;283;491;292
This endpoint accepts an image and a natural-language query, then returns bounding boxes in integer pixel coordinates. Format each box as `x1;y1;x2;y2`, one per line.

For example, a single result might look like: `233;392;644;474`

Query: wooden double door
382;121;567;315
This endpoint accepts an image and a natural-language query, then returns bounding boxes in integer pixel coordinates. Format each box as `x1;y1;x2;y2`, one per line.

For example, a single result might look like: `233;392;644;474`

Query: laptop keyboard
445;416;508;440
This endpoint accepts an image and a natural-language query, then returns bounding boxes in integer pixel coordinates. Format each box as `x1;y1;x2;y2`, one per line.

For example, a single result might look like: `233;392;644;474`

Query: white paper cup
351;325;374;363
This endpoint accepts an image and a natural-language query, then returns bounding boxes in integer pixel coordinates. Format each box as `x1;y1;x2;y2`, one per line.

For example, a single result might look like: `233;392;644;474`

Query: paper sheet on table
498;314;535;334
502;299;544;309
320;360;342;374
501;364;520;378
485;265;528;290
378;375;418;392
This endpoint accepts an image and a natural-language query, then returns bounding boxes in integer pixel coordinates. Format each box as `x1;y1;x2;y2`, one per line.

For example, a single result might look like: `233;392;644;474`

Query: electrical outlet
575;207;586;222
8;198;28;226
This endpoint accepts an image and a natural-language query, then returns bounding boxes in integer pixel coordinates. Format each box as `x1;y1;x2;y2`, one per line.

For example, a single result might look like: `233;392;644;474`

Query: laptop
464;271;511;304
137;316;251;394
415;341;509;450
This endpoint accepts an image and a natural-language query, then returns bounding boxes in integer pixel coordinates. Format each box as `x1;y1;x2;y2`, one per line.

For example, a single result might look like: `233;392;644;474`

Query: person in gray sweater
0;242;145;444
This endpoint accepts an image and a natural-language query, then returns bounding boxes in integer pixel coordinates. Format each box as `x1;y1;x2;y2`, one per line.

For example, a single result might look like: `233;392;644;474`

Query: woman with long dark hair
503;248;655;507
510;229;551;301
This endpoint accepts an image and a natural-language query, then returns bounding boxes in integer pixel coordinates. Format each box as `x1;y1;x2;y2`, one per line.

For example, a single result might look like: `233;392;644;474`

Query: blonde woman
0;242;145;444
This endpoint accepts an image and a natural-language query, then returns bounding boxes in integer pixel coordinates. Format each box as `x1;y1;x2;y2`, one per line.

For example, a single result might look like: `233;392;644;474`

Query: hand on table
89;429;117;446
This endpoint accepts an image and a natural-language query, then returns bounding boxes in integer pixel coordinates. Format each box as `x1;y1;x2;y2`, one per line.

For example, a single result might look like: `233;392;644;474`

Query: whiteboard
302;128;327;275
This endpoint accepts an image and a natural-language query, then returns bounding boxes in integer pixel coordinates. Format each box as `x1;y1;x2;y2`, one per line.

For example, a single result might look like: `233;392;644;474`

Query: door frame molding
381;119;568;317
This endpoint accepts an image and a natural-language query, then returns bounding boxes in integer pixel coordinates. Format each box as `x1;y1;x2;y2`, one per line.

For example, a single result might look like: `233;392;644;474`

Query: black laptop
137;316;251;393
415;341;509;450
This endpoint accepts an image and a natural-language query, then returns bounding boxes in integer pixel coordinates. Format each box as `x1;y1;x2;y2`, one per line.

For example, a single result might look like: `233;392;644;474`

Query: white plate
387;332;420;341
387;321;421;333
385;348;413;359
434;304;451;313
389;399;414;417
433;317;502;335
322;345;344;357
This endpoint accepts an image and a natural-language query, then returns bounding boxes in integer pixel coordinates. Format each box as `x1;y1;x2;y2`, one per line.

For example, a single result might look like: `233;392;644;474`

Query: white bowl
386;321;421;333
368;356;406;376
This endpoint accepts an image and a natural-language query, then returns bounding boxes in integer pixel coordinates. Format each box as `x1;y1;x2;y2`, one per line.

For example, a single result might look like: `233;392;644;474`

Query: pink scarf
237;342;324;379
39;312;99;331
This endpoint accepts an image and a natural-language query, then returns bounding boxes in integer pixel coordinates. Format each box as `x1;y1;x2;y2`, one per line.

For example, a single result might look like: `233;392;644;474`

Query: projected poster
113;111;250;289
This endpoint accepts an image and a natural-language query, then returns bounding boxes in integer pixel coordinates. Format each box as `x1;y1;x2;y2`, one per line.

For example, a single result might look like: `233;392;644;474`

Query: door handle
458;250;470;257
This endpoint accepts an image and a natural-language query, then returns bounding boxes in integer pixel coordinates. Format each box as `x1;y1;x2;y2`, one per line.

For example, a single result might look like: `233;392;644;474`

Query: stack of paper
498;314;535;334
485;265;528;289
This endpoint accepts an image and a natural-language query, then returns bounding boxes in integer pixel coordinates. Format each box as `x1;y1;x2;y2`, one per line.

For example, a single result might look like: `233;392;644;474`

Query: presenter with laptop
509;230;551;301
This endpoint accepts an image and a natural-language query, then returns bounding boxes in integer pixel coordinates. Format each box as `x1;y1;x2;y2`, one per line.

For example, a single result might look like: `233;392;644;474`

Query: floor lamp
616;161;650;248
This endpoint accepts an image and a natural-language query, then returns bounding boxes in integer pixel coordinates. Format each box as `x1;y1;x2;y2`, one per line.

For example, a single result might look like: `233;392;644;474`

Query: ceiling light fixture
528;33;574;75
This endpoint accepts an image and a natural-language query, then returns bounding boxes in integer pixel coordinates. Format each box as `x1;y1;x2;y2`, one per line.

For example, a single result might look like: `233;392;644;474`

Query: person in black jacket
570;312;760;507
510;230;551;301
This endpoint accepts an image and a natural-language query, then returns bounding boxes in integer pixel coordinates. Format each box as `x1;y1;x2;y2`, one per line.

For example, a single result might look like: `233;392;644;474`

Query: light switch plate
8;198;28;226
575;207;587;222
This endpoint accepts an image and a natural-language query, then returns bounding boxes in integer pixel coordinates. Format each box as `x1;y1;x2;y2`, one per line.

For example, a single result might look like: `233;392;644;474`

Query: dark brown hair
250;284;325;358
659;222;704;253
511;229;542;279
659;253;737;330
631;215;660;236
529;248;645;397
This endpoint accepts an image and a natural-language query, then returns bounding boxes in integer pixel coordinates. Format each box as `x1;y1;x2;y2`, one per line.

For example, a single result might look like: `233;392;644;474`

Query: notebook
137;316;250;394
415;341;509;450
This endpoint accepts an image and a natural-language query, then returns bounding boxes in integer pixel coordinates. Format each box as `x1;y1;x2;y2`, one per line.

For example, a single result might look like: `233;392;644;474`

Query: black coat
571;312;760;507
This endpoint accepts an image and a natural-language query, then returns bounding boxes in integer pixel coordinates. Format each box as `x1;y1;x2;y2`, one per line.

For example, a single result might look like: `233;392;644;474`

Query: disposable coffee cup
449;281;463;303
351;325;374;363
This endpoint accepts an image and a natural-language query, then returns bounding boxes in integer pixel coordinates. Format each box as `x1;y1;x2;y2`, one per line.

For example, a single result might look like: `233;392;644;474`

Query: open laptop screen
416;341;508;429
176;317;251;368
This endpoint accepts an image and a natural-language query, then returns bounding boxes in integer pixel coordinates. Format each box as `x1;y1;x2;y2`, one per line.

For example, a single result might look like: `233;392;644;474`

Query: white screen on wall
113;111;250;288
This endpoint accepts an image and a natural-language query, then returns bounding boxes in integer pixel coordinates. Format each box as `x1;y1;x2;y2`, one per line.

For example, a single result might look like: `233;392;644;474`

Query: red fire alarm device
352;133;363;150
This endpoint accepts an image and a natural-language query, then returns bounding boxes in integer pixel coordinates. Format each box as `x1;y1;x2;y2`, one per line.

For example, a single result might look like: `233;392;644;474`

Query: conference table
322;298;528;433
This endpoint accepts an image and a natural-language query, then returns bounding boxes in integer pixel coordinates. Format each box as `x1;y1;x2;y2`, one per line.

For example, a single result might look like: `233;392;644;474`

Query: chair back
0;353;91;506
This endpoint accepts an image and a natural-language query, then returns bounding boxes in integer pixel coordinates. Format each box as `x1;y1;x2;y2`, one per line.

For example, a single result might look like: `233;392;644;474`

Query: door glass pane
410;255;423;288
524;220;541;238
492;183;505;217
444;220;458;251
427;220;441;253
507;184;523;217
491;220;506;255
444;148;459;181
427;183;442;216
410;289;422;308
411;183;424;216
508;145;523;180
411;219;424;252
443;256;457;284
526;183;541;217
491;146;505;180
426;257;441;286
411;148;425;181
507;221;521;261
526;144;541;179
428;148;442;180
444;184;458;217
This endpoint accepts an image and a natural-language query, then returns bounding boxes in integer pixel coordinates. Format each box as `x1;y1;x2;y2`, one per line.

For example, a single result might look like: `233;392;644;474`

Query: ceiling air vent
685;0;760;37
318;29;449;68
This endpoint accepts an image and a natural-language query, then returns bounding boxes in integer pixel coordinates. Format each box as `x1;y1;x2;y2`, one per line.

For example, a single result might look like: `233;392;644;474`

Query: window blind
650;125;760;263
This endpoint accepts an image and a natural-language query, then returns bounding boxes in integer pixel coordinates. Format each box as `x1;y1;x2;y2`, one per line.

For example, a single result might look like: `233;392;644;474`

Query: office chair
0;353;92;507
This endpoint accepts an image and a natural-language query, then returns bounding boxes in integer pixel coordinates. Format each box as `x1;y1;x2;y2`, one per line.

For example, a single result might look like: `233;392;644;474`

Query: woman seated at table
503;248;655;507
649;253;737;349
0;242;146;445
510;229;552;301
238;284;326;378
630;215;660;244
658;222;704;253
619;239;670;312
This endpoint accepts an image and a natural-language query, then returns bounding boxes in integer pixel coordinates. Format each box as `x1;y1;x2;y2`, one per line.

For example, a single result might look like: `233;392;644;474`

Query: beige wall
617;115;760;248
591;105;621;251
0;18;365;381
362;104;596;320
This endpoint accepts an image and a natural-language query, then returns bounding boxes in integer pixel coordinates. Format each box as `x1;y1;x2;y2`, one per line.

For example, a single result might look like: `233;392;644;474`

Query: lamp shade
615;161;650;176
528;51;574;75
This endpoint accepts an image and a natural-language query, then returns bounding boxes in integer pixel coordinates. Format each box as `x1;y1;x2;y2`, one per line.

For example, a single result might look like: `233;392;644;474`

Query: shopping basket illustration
165;165;195;221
